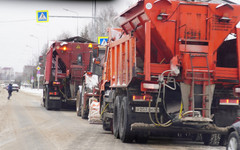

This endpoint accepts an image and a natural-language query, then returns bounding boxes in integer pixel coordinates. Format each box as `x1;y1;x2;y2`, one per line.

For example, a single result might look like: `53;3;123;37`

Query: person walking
7;83;13;100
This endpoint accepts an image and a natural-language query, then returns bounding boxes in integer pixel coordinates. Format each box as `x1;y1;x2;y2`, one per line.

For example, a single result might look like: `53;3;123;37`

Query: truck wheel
81;84;88;119
45;87;51;110
227;131;240;150
42;88;46;107
45;92;50;110
101;103;111;131
103;119;111;131
81;105;88;119
76;91;81;116
113;95;121;138
119;96;134;143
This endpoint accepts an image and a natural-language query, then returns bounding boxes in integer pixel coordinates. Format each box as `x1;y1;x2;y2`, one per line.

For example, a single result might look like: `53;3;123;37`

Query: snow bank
20;87;43;97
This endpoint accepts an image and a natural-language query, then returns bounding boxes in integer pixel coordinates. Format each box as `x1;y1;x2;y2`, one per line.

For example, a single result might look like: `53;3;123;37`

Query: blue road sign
98;37;108;46
36;10;49;22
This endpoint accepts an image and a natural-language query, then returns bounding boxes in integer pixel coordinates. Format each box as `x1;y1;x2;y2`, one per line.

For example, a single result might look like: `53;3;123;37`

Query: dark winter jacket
8;84;13;92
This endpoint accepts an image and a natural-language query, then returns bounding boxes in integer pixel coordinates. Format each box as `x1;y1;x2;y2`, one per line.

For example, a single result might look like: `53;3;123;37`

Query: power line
49;15;99;19
0;19;35;23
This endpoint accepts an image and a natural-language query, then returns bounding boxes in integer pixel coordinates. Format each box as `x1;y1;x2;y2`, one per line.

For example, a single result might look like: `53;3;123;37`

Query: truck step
194;108;210;110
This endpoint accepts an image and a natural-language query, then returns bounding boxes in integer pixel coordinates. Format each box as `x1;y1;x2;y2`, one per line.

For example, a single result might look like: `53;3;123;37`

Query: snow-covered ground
20;87;43;97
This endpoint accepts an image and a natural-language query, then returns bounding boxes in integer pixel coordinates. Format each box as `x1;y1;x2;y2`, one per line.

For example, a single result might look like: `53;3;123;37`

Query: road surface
0;88;225;150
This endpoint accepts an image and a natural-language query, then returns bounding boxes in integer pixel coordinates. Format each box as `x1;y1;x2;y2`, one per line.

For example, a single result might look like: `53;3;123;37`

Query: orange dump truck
100;0;240;144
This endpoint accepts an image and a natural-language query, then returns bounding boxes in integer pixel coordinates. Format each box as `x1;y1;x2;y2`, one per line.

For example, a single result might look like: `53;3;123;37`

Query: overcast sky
0;0;138;73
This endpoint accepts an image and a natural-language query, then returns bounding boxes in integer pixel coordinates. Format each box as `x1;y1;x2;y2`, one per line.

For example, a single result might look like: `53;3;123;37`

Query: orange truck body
100;0;240;143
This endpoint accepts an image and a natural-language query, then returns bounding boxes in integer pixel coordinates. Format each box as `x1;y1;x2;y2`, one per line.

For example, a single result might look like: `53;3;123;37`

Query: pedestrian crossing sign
98;37;108;46
36;10;49;22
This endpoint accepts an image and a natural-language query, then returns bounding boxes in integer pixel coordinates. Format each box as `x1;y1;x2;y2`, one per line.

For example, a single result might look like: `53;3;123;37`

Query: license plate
49;96;61;100
135;107;159;113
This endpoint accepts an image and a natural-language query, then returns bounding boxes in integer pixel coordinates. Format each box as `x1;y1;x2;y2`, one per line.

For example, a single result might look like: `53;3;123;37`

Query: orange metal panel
150;64;170;75
106;0;240;91
179;4;208;40
214;67;238;81
107;35;137;88
237;27;240;84
125;41;129;84
145;21;151;81
179;44;208;53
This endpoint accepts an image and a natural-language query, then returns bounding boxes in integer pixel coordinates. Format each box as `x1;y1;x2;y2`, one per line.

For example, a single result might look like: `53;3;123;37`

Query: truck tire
76;91;81;116
81;105;88;119
42;88;46;107
113;95;121;138
101;103;111;131
119;96;134;143
81;84;88;119
45;87;51;110
227;131;240;150
102;119;111;131
102;90;112;131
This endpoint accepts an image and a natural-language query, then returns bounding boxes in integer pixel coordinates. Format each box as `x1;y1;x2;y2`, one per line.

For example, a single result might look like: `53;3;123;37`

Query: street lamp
30;34;40;56
63;8;79;36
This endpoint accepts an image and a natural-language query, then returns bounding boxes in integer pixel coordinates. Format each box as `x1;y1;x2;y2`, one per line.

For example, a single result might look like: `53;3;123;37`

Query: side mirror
93;47;99;58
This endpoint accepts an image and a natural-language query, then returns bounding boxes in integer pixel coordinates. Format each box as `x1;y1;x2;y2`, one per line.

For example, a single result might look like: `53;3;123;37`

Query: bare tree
80;26;90;40
81;5;119;42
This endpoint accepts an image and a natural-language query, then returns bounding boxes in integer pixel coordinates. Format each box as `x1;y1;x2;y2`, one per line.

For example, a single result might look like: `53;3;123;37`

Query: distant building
1;67;14;81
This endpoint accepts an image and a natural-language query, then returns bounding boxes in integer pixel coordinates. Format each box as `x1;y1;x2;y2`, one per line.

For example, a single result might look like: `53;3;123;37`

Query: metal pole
92;0;97;42
37;75;40;90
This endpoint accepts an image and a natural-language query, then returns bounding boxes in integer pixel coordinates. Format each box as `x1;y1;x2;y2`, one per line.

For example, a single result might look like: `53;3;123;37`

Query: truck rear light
142;83;159;90
219;99;239;106
49;92;58;95
59;45;71;51
53;81;60;85
87;72;92;76
132;95;152;101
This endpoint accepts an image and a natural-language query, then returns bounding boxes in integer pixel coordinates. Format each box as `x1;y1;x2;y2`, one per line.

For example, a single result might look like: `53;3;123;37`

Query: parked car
227;121;240;150
12;84;19;92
